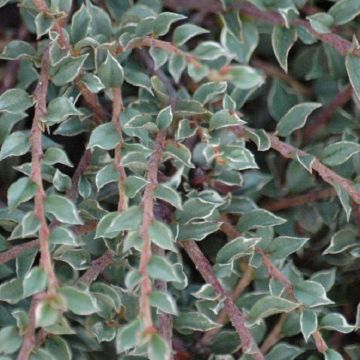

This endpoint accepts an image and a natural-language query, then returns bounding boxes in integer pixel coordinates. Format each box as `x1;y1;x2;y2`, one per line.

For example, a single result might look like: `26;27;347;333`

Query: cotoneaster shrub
0;0;360;359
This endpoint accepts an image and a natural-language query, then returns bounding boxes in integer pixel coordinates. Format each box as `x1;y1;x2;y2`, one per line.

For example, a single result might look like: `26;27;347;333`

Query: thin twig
260;314;287;353
30;47;58;294
112;88;128;212
262;188;336;212
181;240;264;360
199;264;254;348
139;131;166;332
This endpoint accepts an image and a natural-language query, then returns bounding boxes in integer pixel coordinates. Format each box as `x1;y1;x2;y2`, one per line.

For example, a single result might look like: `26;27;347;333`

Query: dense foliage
0;0;360;359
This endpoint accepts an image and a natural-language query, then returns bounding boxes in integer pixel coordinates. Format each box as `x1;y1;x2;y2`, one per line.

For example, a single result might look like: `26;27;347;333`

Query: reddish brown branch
112;88;128;212
30;47;58;294
78;250;113;285
260;314;287;353
302;85;353;143
0;240;39;265
262;188;336;212
139;131;166;331
199;264;254;348
181;240;264;359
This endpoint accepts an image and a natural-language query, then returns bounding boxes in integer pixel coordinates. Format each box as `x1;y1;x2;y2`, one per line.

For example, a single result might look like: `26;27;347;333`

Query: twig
181;240;264;360
199;264;254;348
112;88;128;212
252;58;311;97
260;314;287;353
77;250;113;285
302;85;353;143
262;188;336;212
139;131;166;332
234;126;360;204
30;47;58;294
219;215;328;354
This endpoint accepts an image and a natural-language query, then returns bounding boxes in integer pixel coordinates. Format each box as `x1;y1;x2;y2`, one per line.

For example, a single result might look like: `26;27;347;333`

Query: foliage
0;0;360;359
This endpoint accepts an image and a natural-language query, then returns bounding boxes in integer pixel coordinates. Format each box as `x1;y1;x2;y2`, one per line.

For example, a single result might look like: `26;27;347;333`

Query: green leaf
7;177;36;209
45;336;72;360
116;319;142;352
323;227;357;254
268;236;309;259
216;236;259;264
156;106;173;129
176;198;218;223
49;227;78;246
300;309;317;342
174;312;220;332
23;266;47;297
209;109;246;131
35;300;61;328
174;100;207;117
43;97;82;126
307;12;334;34
0;278;23;304
272;26;297;72
245;128;271;151
321;141;360;166
106;206;143;235
95;163;119;191
154;184;182;210
173;24;208;46
227;66;264;90
149;291;178;315
346;54;360;101
45;194;83;225
266;342;304;360
238;209;286;232
35;12;54;38
0;326;22;354
59;286;98;315
325;349;344;360
320;313;354;333
149;220;177;251
70;4;91;43
177;221;221;241
149;47;169;70
148;334;170;360
333;183;352;221
1;40;35;60
154;12;186;36
329;0;360;25
165;143;193;168
43;147;73;167
276;102;321;137
124;64;153;94
124;175;148;198
0;88;33;114
51;54;88;86
294;280;333;307
98;51;124;88
88;123;121;150
248;296;299;325
168;53;186;83
0;131;30;161
193;81;227;105
148;256;179;282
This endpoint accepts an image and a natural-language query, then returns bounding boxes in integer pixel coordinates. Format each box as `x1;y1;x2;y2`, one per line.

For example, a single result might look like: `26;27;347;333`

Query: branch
77;250;113;285
260;313;287;353
112;88;128;212
199;264;254;348
181;240;264;359
139;131;166;332
302;85;353;143
234;126;360;204
262;188;336;212
30;47;58;294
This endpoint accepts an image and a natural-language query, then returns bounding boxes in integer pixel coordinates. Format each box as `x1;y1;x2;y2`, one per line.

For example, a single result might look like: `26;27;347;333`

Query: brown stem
139;131;166;331
181;240;264;359
31;47;58;294
199;264;254;347
252;58;311;97
235;126;360;204
260;314;287;353
262;188;336;212
78;250;114;285
302;85;353;143
112;88;128;212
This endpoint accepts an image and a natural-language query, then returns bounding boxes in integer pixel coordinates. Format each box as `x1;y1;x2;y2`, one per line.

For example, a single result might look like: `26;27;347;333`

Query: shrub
0;0;360;359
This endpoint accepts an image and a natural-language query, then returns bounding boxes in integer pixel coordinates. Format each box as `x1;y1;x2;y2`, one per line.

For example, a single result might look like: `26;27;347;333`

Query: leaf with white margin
300;309;317;342
320;313;354;333
294;280;333;307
